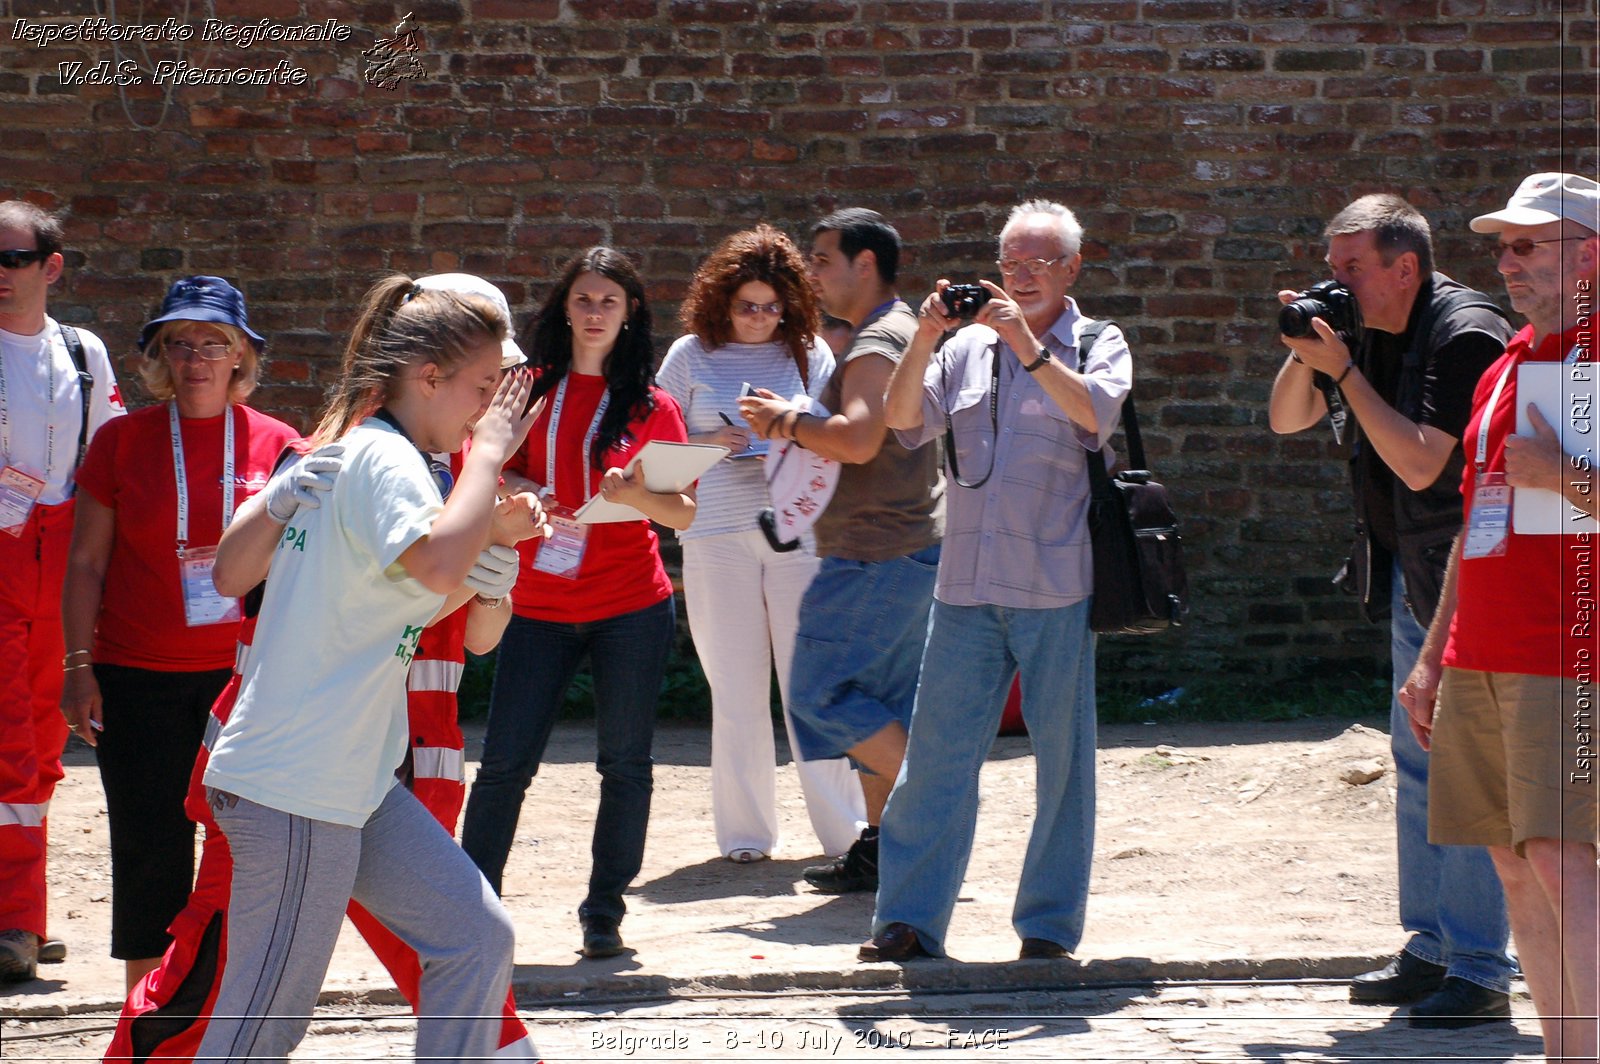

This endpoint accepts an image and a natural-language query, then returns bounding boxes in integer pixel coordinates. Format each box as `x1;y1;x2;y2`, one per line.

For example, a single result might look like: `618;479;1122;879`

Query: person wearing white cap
415;272;529;371
1402;172;1599;1060
191;272;543;1063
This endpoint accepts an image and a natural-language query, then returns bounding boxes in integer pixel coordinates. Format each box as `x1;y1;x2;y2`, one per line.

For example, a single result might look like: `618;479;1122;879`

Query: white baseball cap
414;273;527;369
1470;172;1600;235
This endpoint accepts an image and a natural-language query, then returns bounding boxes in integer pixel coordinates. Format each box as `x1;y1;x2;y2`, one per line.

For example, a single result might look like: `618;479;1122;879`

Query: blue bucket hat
138;275;265;353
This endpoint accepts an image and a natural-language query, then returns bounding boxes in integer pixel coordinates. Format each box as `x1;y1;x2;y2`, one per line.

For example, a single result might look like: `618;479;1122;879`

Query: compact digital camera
940;283;991;320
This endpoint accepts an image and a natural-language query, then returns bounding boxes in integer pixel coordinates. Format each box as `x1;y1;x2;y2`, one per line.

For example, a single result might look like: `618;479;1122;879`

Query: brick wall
4;0;1595;685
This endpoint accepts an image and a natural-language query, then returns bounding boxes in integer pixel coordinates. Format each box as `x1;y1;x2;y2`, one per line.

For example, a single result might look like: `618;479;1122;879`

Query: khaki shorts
1430;668;1598;855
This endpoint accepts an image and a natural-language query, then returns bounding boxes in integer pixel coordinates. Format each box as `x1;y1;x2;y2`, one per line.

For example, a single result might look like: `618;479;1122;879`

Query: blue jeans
1389;563;1513;990
787;545;941;765
460;596;675;922
873;597;1096;956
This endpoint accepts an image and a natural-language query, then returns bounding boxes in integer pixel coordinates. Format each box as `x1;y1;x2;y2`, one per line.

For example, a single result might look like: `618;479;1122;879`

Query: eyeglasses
0;249;49;270
732;300;783;317
1492;237;1587;259
995;255;1068;276
163;338;233;362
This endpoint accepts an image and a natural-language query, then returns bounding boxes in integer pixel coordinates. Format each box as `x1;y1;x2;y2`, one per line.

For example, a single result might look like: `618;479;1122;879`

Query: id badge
179;546;242;626
0;465;45;537
532;504;589;580
1463;472;1511;560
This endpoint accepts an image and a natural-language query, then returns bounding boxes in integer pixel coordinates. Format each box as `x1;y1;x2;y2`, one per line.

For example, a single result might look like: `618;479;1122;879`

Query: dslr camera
940;283;991;320
1278;279;1362;342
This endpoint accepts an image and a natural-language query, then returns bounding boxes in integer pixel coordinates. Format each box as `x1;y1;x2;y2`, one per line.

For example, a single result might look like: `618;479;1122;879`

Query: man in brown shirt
739;208;943;894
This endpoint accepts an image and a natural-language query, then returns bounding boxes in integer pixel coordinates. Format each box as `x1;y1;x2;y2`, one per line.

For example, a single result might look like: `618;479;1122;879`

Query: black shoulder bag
1080;320;1190;636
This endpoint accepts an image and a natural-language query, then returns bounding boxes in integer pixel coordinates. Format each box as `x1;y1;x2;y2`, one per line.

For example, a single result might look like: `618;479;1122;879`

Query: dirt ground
12;715;1408;1013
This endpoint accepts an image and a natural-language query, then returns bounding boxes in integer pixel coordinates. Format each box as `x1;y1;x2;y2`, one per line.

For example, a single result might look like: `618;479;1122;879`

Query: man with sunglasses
1268;194;1517;1025
863;199;1131;963
1401;172;1599;1061
0;200;124;981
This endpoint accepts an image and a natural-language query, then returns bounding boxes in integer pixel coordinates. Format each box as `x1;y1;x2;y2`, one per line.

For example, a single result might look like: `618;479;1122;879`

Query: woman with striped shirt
657;225;865;865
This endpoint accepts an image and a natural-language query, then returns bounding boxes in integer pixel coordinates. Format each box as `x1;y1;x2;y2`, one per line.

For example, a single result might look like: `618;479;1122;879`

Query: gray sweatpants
195;782;515;1064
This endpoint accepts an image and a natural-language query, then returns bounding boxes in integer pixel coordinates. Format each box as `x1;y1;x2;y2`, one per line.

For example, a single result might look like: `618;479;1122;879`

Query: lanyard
0;326;59;476
544;375;610;501
170;402;235;553
1473;355;1519;473
862;298;899;329
1474;341;1587;472
371;408;455;500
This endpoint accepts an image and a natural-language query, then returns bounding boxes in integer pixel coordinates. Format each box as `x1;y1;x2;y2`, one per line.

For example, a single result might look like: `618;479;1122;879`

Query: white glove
465;543;519;600
264;443;344;523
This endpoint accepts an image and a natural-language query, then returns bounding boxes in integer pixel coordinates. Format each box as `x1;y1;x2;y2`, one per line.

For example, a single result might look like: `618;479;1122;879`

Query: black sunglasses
0;249;49;270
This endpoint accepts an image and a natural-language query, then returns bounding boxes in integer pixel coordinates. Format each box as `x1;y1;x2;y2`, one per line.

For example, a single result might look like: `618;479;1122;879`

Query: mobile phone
738;382;757;399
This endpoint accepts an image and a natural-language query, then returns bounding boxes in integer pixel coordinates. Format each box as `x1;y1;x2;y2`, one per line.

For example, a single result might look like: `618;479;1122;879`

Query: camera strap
943;341;1000;489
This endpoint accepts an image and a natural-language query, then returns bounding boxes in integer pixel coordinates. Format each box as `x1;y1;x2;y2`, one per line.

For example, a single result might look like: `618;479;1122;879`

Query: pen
718;412;734;426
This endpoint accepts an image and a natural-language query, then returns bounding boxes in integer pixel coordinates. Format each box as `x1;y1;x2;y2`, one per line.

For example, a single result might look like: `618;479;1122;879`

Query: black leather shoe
804;830;878;894
1407;977;1512;1029
858;922;929;963
580;916;625;959
1019;937;1069;960
1349;951;1447;1004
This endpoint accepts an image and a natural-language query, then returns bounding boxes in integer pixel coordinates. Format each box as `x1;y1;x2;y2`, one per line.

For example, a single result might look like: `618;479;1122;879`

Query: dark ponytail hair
527;247;656;468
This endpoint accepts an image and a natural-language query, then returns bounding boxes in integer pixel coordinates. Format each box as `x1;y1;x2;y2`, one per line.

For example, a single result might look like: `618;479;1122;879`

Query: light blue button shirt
895;298;1132;609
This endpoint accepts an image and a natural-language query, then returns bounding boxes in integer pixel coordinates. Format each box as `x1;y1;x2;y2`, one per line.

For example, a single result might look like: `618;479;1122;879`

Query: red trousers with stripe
0;501;74;939
104;612;537;1062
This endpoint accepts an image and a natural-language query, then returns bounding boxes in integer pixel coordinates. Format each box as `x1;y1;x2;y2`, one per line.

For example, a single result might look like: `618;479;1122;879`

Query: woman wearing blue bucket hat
58;276;300;991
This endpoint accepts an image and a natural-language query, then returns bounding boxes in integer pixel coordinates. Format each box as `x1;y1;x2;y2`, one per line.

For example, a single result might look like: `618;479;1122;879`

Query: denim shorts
787;544;940;764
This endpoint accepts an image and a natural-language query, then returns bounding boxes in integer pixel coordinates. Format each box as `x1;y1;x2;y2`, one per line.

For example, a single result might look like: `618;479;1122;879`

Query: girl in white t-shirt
193;274;539;1064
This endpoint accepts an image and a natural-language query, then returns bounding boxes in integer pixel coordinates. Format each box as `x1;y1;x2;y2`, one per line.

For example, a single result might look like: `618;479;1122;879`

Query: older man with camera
859;199;1131;963
1268;194;1516;1027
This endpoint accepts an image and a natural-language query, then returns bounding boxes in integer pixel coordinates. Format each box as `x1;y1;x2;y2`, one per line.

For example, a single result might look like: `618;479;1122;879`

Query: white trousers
682;530;865;857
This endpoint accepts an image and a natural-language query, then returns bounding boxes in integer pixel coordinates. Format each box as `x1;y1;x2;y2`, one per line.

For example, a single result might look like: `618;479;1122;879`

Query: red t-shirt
1445;322;1596;679
75;402;301;671
508;375;686;624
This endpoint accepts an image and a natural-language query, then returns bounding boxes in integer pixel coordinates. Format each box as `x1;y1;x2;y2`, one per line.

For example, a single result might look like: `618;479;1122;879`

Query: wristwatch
1023;347;1052;374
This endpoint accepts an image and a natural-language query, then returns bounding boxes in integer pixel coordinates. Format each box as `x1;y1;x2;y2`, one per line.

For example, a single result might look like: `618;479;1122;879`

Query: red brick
668;0;758;20
823;56;880;77
779;110;870;132
683;107;771;131
571;0;657;16
189;106;292;129
772;0;855;19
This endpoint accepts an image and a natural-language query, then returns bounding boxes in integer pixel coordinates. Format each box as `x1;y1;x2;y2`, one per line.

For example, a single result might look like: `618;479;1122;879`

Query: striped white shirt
657;334;834;541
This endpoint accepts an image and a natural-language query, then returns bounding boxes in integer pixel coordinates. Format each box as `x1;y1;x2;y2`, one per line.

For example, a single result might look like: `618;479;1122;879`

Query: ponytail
312;275;504;447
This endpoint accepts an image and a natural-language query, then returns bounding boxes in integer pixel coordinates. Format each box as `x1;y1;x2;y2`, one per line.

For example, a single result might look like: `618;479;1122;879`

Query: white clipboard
573;440;728;524
1511;361;1598;534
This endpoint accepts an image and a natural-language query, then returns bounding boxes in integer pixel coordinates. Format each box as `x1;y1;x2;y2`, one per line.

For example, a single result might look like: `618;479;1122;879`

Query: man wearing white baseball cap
1402;172;1598;1058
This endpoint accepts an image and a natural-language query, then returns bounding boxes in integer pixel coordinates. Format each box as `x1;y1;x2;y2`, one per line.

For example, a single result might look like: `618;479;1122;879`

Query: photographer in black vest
1268;193;1517;1029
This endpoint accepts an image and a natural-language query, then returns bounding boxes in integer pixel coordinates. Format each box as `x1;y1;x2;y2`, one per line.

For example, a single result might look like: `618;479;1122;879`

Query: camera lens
1278;299;1319;338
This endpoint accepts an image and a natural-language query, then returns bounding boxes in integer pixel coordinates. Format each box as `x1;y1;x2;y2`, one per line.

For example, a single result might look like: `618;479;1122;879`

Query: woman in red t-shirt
58;277;299;990
460;247;694;961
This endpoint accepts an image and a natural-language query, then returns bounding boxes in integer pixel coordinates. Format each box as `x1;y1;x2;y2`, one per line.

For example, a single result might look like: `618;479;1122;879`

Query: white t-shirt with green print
204;417;446;827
